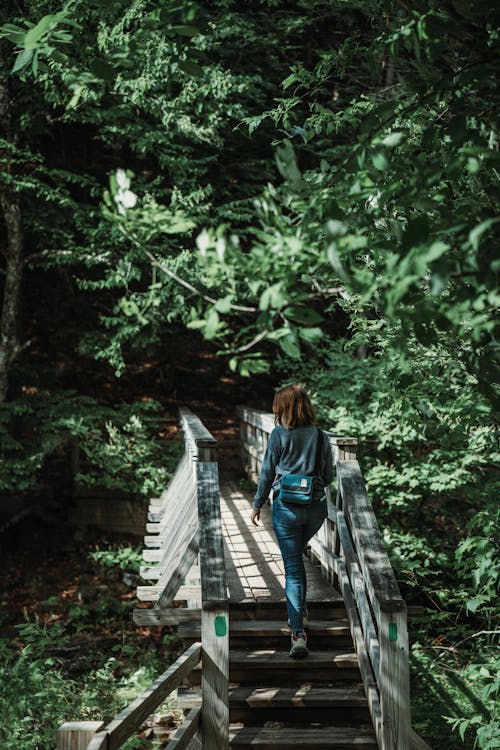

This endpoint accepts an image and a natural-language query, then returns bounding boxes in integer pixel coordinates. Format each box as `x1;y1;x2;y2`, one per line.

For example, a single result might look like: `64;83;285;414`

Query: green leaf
266;327;290;341
298;327;323;343
49;49;69;64
326;220;347;238
0;22;24;35
241;114;266;135
419;241;449;265
24;14;56;50
0;23;25;45
381;132;404;147
469;218;499;251
275;141;301;182
214;296;233;314
371;149;389;171
327;243;351;282
12;48;33;73
204;309;220;340
466;156;480;173
259;283;286;311
284;306;323;325
164;215;195;234
67;85;85;110
186;319;206;330
465;597;482;613
279;335;301;359
430;271;449;296
178;60;204;77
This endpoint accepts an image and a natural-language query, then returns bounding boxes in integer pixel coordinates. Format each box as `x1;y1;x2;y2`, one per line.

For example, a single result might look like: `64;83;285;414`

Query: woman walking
250;384;333;657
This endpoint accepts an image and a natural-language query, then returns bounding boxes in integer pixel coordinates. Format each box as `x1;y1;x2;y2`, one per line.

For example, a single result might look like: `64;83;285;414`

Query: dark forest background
0;1;498;748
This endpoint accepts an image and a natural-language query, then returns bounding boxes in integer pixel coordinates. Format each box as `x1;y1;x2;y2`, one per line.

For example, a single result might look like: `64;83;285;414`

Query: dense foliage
280;323;499;748
0;545;181;750
0;392;181;494
1;1;498;748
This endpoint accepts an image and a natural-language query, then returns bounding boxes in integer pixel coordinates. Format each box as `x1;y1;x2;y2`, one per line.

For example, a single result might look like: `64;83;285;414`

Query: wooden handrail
178;407;229;750
237;405;412;750
180;407;218;462
166;707;200;749
335;460;405;615
57;643;201;750
104;643;201;750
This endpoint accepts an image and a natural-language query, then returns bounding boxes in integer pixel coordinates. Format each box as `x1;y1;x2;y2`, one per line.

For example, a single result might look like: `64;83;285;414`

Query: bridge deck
220;479;342;604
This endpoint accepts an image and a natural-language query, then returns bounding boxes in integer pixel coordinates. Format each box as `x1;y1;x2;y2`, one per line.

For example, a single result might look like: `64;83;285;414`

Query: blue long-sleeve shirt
252;424;334;510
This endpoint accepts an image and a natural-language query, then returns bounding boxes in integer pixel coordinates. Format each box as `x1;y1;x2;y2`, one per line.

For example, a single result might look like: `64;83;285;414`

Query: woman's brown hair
272;384;316;429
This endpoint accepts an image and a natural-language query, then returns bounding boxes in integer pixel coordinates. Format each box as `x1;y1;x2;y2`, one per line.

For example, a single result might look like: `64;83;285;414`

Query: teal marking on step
389;622;398;642
214;615;227;637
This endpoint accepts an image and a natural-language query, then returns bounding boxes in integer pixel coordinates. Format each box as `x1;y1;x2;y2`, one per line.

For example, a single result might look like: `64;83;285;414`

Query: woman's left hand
250;508;260;526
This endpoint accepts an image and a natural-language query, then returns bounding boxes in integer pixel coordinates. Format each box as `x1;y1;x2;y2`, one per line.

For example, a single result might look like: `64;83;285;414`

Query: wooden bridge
57;407;432;750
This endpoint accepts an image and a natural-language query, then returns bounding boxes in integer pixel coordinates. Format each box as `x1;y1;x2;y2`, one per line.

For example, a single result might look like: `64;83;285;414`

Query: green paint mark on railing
214;615;227;637
389;622;398;642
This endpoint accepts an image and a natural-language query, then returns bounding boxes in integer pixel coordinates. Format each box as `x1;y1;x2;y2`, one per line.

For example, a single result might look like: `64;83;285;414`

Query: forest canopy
0;1;499;749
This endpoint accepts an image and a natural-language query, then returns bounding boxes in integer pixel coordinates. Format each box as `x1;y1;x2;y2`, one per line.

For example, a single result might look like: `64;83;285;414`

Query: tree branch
234;328;270;353
121;226;257;314
25;249;110;265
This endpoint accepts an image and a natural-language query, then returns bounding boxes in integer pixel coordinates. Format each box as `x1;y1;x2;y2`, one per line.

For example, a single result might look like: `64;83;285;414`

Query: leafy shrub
89;545;143;572
0;616;177;750
0;391;181;495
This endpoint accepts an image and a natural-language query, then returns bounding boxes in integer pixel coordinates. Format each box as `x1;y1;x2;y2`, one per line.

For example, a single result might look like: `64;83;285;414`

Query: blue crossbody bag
278;427;324;505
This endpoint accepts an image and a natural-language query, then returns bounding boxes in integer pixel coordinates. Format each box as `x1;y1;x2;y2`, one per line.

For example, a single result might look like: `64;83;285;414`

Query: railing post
329;435;358;462
57;721;106;749
190;422;229;750
328;436;357;589
379;606;411;750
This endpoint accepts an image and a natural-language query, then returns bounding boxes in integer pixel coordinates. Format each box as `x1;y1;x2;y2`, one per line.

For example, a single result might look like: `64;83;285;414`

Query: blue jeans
272;492;327;632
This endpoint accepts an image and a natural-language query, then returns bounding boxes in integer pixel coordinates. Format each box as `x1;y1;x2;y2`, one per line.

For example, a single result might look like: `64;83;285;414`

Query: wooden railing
237;406;416;750
57;408;228;750
57;643;202;750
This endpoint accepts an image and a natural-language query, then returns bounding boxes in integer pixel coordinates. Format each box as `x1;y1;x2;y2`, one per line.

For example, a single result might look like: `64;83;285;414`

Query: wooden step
185;648;360;686
229;726;377;748
178;685;370;725
230;648;358;670
229;600;346;621
179;619;350;637
229;684;367;708
228;648;359;685
178;619;352;648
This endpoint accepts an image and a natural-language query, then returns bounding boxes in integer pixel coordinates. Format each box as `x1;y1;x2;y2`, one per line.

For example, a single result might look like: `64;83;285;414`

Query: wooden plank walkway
177;480;370;748
219;478;342;605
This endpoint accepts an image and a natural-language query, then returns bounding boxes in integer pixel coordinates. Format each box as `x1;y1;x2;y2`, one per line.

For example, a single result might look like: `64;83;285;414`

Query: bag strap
313;426;324;477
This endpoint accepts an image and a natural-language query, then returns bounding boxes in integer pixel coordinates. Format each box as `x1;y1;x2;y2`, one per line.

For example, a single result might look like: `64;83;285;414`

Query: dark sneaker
290;630;308;658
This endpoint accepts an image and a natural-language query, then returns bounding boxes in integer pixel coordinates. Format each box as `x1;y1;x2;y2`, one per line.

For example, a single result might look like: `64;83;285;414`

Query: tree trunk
0;66;23;402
